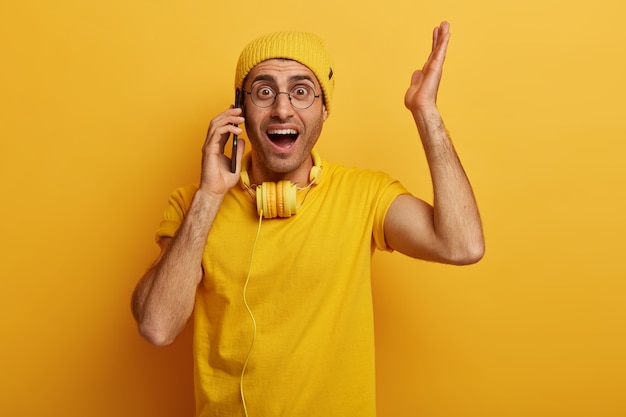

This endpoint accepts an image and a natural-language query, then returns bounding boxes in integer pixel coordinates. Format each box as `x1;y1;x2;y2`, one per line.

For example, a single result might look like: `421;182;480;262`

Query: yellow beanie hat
234;31;335;115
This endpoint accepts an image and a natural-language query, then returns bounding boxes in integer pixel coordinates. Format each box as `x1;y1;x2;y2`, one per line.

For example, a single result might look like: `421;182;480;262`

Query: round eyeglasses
243;84;321;110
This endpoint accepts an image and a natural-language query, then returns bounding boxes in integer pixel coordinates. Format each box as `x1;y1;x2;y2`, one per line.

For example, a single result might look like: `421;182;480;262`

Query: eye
257;86;274;98
292;86;311;98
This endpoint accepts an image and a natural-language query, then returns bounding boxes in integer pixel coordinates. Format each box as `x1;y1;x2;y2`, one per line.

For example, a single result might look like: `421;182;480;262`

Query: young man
132;22;484;417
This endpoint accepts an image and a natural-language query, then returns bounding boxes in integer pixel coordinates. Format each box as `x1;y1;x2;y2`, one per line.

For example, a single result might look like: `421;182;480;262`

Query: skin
385;21;485;264
242;59;328;185
131;21;484;347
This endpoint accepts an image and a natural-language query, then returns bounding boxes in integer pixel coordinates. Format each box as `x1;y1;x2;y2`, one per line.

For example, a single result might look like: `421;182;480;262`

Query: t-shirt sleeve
155;184;199;242
372;179;410;252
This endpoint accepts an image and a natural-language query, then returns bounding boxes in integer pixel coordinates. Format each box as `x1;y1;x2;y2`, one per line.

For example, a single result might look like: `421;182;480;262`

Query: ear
322;104;328;121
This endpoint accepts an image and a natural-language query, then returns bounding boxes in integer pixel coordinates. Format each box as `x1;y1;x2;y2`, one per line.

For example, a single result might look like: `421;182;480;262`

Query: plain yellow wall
1;0;625;416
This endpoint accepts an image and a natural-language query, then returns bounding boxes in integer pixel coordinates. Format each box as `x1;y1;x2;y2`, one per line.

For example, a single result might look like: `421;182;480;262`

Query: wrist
411;103;440;120
412;106;445;135
193;187;227;207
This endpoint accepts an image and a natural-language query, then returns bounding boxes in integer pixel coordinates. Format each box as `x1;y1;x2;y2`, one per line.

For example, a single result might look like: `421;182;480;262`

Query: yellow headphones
240;150;323;219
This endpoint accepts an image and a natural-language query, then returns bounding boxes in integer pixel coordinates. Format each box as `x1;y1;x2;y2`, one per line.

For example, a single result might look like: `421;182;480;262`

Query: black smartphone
231;89;242;173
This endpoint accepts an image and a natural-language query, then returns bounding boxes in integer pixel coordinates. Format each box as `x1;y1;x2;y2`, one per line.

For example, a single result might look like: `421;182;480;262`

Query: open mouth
267;128;299;148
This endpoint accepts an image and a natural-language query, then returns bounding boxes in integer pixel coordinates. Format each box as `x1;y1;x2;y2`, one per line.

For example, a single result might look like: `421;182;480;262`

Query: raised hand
404;21;451;114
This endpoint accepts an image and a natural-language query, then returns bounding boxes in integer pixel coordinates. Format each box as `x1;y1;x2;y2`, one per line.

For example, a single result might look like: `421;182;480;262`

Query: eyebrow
250;74;317;86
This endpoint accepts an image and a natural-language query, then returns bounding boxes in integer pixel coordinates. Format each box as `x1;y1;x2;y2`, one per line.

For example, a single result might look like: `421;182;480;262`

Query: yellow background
1;0;625;416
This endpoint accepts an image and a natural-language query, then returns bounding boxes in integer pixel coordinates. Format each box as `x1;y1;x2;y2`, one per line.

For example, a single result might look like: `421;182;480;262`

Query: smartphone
231;89;242;173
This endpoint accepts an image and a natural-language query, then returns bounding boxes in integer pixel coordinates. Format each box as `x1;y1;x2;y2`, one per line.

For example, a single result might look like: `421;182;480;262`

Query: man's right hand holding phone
199;105;245;198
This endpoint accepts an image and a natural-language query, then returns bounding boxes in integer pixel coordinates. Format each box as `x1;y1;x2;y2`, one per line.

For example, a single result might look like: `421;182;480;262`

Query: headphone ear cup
255;183;269;218
265;182;277;219
254;184;263;217
277;180;297;217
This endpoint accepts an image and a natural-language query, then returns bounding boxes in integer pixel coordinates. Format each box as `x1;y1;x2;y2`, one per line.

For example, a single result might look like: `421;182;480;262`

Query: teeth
268;129;297;135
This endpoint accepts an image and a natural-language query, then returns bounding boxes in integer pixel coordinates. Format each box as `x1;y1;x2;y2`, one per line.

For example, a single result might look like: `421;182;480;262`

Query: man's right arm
131;191;224;346
131;106;245;346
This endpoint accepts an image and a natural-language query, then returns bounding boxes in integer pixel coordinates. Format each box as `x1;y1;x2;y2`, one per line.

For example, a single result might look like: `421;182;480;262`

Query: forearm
132;190;224;346
413;106;484;263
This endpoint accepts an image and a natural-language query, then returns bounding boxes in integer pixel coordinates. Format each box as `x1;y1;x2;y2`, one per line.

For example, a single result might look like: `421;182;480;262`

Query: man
132;21;484;417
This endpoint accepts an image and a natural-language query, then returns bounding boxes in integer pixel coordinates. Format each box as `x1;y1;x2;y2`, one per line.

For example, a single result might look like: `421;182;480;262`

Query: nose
271;92;295;119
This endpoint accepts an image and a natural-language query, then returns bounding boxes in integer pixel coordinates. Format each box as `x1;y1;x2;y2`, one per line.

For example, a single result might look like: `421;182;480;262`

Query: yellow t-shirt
157;160;408;417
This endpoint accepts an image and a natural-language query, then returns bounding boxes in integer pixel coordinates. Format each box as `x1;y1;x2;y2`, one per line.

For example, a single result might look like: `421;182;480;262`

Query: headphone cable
240;210;264;417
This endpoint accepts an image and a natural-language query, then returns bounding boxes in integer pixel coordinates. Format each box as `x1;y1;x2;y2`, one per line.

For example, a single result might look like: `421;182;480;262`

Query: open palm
404;21;451;113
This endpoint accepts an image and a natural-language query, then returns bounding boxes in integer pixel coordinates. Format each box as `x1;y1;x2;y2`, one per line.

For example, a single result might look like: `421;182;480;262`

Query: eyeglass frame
241;85;322;110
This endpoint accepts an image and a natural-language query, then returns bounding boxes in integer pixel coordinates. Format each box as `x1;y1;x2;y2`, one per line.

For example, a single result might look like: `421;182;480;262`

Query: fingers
426;22;450;69
432;25;440;53
198;108;246;195
434;22;450;61
233;138;246;174
405;22;451;112
204;107;244;154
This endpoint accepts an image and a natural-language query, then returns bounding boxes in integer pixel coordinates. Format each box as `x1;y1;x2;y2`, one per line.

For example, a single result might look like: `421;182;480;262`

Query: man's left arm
384;21;485;265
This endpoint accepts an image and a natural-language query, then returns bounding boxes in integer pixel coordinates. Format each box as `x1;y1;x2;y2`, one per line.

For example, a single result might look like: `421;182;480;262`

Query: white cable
240;210;263;417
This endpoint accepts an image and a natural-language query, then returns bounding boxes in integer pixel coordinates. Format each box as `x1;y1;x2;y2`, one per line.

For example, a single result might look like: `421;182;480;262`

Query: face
242;59;328;185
